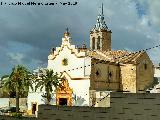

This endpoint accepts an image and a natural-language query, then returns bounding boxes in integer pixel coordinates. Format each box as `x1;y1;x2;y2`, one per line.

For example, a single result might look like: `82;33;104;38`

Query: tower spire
91;3;108;31
102;3;103;15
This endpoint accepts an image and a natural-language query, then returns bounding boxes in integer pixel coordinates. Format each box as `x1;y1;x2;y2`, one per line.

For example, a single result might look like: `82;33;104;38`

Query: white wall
68;79;90;106
150;67;160;93
47;36;91;106
48;46;91;78
154;67;160;77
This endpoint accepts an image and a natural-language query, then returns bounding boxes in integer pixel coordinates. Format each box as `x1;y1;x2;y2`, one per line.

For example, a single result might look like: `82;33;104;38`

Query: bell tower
90;3;112;51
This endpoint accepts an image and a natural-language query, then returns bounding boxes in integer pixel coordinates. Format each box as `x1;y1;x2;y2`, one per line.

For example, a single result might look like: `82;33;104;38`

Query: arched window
108;71;112;83
143;60;147;70
144;63;147;70
92;37;95;50
97;36;100;50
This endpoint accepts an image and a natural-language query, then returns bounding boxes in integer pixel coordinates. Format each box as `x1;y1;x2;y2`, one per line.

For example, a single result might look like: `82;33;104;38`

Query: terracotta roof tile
88;50;145;64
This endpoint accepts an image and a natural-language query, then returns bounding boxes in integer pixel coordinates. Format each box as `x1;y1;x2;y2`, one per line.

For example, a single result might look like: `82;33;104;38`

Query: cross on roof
66;28;69;33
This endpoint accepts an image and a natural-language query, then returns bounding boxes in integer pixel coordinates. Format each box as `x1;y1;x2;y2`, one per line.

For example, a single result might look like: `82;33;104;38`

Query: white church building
27;30;92;115
27;4;109;115
26;4;155;115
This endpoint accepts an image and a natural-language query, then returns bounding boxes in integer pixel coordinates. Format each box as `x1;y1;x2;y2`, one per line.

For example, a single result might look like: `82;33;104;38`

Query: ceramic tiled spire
92;3;108;31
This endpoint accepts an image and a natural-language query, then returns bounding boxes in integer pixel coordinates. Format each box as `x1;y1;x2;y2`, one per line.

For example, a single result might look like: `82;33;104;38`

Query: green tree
1;65;33;113
35;69;62;104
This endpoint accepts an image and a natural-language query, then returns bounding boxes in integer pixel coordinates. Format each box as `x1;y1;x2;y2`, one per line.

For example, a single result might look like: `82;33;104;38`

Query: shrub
11;112;22;118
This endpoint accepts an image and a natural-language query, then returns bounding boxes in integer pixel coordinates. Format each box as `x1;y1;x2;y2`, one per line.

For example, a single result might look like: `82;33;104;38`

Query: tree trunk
16;90;19;113
46;93;51;105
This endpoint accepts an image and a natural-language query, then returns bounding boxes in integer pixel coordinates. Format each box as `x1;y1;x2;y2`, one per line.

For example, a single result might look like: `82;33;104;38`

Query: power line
59;44;160;73
91;93;110;107
57;44;160;107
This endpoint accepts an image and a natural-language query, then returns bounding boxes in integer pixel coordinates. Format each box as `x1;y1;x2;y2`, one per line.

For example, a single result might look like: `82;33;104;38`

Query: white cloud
7;52;25;64
1;0;160;74
148;0;160;27
148;47;160;65
102;0;160;64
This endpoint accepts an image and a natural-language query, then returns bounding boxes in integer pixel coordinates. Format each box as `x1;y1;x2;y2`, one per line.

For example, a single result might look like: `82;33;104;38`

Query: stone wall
37;92;160;120
9;98;27;112
136;52;154;91
90;30;111;51
110;92;160;120
0;98;27;111
89;90;110;107
90;59;120;91
102;31;111;51
38;104;110;120
120;64;137;93
90;52;154;93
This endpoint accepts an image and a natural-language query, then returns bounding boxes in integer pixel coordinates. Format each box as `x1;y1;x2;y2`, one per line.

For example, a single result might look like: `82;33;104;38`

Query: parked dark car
0;107;16;113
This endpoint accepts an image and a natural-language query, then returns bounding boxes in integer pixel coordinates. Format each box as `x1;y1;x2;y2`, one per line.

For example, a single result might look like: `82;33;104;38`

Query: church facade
27;29;91;115
47;30;91;106
27;4;154;115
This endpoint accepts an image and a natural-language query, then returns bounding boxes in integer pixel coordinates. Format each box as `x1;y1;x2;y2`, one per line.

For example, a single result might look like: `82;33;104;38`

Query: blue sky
0;0;160;76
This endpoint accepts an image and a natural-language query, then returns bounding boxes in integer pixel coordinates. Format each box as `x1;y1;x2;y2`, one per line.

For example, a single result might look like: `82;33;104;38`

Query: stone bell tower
90;3;112;51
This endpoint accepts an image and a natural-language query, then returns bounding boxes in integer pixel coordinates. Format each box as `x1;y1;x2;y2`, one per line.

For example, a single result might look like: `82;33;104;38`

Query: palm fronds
35;69;62;104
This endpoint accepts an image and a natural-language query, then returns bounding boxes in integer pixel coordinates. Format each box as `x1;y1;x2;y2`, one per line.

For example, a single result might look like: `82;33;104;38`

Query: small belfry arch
92;37;95;50
97;36;101;50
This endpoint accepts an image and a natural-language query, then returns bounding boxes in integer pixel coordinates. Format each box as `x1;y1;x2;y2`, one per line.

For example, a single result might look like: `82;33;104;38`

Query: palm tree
0;75;10;97
35;69;62;104
1;65;33;113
